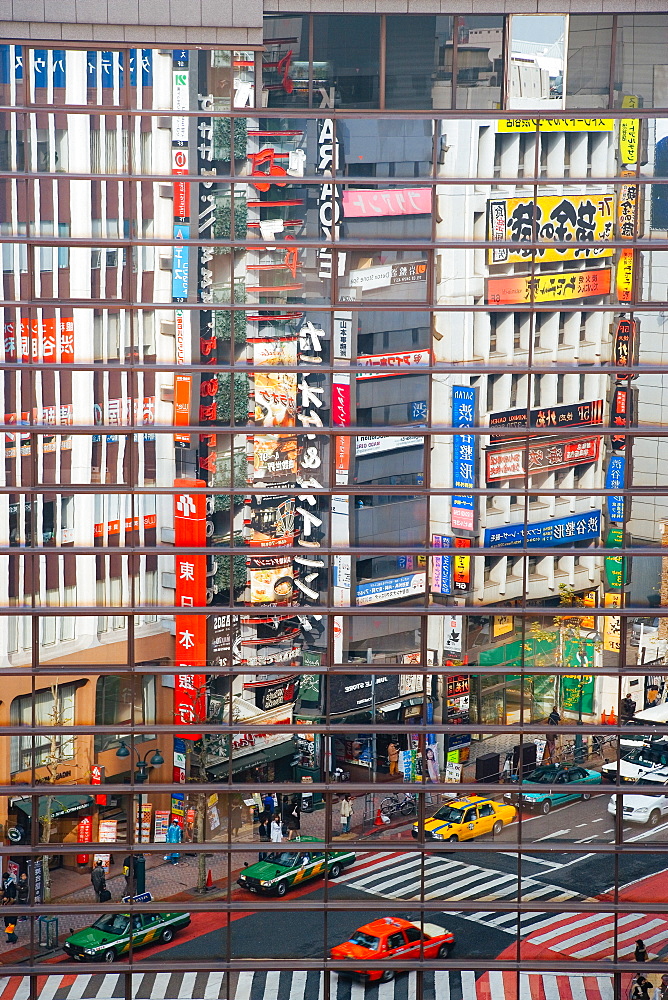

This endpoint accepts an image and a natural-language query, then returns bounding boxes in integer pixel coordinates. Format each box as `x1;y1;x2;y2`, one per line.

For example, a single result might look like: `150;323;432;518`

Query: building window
94;674;157;753
10;683;77;774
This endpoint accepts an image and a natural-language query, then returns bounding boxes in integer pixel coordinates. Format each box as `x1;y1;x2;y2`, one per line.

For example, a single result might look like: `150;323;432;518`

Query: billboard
488;195;615;264
431;535;452;596
497;119;613;133
485;436;600;482
253;435;298;483
605;455;625;523
484;510;602;548
356;573;426;606
356;348;431;379
487;267;611;305
254;372;297;427
355;434;422;457
173;479;207;739
489;398;604;444
343;188;431;218
452;386;477;532
251;338;298;366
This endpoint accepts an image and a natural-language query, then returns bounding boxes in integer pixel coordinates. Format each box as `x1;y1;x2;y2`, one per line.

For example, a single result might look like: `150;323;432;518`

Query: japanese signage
249;495;296;548
343;187;431;218
489;398;604;444
356;348;430;379
616;249;634;303
355;434;422;456
484;510;602;548
497;119;613;133
244;675;300;712
214;708;295;764
329;674;401;715
356;573;426;605
253;435;298;483
452;386;477;532
488;195;615;264
333;312;352;360
486;436;600;482
431;535;452;596
4;317;74;363
605;456;625;522
604;528;625;591
76;815;93;865
316;119;342;279
134;803;153;844
348;260;428;290
153;810;170;843
453;539;472;593
603;592;622;653
254;372;297;427
173;479;207;739
618;173;638;240
560;675;594;716
487;267;611;305
610;385;633;451
249;555;293;604
207;614;238;670
446;675;470;698
443;616;463;656
493;615;514;638
613;318;637;376
619;97;640;165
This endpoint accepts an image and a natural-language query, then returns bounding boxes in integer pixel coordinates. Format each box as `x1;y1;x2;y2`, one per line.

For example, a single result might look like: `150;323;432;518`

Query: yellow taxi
411;794;516;843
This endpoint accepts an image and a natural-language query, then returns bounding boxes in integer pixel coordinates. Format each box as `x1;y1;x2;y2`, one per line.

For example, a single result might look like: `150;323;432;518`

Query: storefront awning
208;741;295;778
12;794;93;820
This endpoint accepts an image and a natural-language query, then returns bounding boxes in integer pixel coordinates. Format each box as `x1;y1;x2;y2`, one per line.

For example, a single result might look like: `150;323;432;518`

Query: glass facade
0;11;668;1000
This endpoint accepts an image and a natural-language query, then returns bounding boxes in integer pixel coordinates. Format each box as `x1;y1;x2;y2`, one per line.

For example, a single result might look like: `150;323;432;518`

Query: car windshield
526;769;561;784
92;914;129;935
433;806;465;823
348;931;380;949
264;851;297;867
626;749;666;766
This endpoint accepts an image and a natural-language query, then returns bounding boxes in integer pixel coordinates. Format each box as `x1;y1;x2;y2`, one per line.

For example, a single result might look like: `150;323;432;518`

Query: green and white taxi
63;899;190;963
237;836;356;897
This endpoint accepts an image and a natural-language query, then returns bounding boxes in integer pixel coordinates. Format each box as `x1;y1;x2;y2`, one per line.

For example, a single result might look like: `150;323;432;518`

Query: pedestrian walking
1;872;17;943
164;819;182;865
286;796;301;841
632;975;652;1000
270;814;283;844
546;706;561;763
653;972;668;1000
16;872;30;920
231;802;243;839
635;939;649;963
340;794;353;834
622;694;637;722
547;706;561;726
91;860;107;902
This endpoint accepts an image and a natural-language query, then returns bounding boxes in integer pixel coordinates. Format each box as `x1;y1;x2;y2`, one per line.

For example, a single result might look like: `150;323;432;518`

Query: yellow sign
581;589;598;631
488;195;615;264
498;118;614;133
616;248;634;302
620;96;640;165
618;170;637;240
488;267;611;306
603;592;622;653
493;615;514;638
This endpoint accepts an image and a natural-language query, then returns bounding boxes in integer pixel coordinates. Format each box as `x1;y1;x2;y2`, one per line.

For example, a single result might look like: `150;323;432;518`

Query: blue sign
605;456;625;522
484;510;602;548
432;535;452;595
356;573;425;605
0;46;65;86
172;225;190;300
87;49;153;88
452;386;476;514
410;400;428;421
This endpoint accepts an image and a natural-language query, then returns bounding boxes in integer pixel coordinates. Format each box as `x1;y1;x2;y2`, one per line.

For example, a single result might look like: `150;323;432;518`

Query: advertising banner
493;615;514;637
174;479;207;739
612;318;637;377
251;338;298;367
484;510;602;548
453;538;472;593
489;398;603;444
431;535;452;595
76;815;93;865
610;385;633;451
443;618;463;656
604;527;625;590
343;188;431;218
329;673;401;715
153;810;170;843
606;455;625;522
618;173;638;240
488;195;615;264
172;224;190;300
619;96;640;165
333;312;352;360
560;675;594;715
497;119;613;133
603;592;622;652
452;386;477;533
356;348;431;379
487;267;611;305
616;249;634;302
134;803;153;844
4;317;75;363
356;572;426;605
254;372;297;427
485;435;600;481
249;555;294;604
249;495;296;547
253;435;298;483
356;434;422;457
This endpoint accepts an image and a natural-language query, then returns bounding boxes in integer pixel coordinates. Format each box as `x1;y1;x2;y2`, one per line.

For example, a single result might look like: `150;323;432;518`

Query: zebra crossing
342;851;586;937
0;970;619;1000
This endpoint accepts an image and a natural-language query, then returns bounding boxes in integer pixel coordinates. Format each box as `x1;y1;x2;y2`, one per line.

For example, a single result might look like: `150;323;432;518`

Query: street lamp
115;743;165;895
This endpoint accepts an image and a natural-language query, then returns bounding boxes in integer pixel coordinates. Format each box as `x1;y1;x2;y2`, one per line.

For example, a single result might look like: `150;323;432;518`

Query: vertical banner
174;479;207;739
172;49;191;446
603;592;622;652
451;386;477;532
76;815;93;865
134;803;153;844
153;810;170;843
431;535;452;595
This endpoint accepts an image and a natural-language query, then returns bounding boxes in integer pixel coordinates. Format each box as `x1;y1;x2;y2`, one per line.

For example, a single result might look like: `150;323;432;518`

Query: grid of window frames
0;11;667;1000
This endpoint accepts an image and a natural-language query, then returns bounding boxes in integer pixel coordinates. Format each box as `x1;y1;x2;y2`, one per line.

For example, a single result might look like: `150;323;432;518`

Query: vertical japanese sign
172;51;191;446
431;535;452;595
451;386;477;532
174;478;207;739
603;592;622;653
605;455;625;523
76;815;93;865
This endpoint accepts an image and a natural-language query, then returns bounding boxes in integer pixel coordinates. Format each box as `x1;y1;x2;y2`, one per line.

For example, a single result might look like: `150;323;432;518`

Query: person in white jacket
270;814;283;843
339;794;353;834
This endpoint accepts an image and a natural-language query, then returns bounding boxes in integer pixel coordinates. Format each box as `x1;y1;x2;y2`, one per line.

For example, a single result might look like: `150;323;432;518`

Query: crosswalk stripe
434;972;450;1000
568;977;587;1000
202;972;225;1000
489;971;505;1000
148;974;171;999
68;979;93;1000
287;971;307;1000
349;979;366;1000
349;858;421;889
38;978;65;1000
528;912;613;945
13;981;30;1000
461;971;477;1000
597;977;614;1000
571;917;666;958
263;972;280;1000
233;972;253;1000
179;973;198;999
93;975;120;1000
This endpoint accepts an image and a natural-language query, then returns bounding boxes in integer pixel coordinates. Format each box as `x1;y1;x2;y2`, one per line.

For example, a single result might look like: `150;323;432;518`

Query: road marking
39;978;69;1000
488;971;505;1000
288;971;307;1000
66;976;91;1000
13;982;30;1000
575;823;587;828
150;973;172;999
233;972;253;1000
529;912;617;946
532;829;571;842
263;971;280;1000
180;973;198;999
569;976;589;1000
433;972;450;1000
461;971;477;1000
626;820;668;842
407;972;417;1000
598;976;615;1000
573;918;666;958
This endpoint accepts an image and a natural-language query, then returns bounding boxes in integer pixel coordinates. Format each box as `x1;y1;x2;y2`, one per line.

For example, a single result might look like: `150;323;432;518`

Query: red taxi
330;916;455;981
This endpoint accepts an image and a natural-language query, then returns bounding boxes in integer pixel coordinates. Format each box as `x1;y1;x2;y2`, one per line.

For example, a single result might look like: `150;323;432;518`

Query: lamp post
115;743;164;895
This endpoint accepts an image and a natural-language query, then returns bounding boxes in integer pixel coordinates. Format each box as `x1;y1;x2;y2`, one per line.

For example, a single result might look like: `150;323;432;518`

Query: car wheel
493;820;503;836
448;835;459;842
103;949;116;964
541;800;552;815
276;881;288;897
160;927;174;944
582;792;591;801
649;810;661;827
329;863;342;879
380;970;394;982
437;943;451;959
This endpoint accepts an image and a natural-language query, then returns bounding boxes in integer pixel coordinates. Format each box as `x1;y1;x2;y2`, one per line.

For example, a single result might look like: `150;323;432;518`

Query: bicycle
379;792;417;818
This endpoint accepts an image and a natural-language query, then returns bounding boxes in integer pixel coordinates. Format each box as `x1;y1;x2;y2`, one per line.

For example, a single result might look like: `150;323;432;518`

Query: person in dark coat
91;860;107;902
286;796;301;841
635;939;649;963
631;974;652;1000
16;872;30;920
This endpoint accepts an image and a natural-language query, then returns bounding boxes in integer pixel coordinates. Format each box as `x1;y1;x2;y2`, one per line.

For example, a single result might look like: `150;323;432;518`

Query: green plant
213;118;248;161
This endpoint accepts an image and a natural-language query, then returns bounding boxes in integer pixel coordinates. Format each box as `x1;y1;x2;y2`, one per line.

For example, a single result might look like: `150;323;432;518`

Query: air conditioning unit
158;252;173;270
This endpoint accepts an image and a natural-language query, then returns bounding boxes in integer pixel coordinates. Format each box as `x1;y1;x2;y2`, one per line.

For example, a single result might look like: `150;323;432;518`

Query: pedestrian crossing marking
0;969;622;1000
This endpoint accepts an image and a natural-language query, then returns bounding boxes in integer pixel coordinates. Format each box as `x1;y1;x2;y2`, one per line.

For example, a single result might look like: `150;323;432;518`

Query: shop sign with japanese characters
486;436;600;482
451;386;477;532
487;195;615;264
173;479;207;739
487;267;611;305
497;118;613;133
489;398;603;444
484;510;602;548
356;572;426;605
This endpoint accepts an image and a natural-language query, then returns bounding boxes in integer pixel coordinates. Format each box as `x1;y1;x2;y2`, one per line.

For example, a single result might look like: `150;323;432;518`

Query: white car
608;792;668;825
601;744;668;784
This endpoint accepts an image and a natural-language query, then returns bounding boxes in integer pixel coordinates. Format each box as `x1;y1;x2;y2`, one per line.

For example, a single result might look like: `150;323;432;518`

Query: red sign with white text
174;479;207;739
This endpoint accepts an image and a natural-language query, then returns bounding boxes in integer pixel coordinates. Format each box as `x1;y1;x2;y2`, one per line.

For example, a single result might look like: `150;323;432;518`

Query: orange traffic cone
374;809;384;827
206;869;214;889
601;710;608;725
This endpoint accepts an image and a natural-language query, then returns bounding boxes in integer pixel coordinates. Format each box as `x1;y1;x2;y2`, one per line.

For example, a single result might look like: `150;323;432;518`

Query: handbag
99;888;112;903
